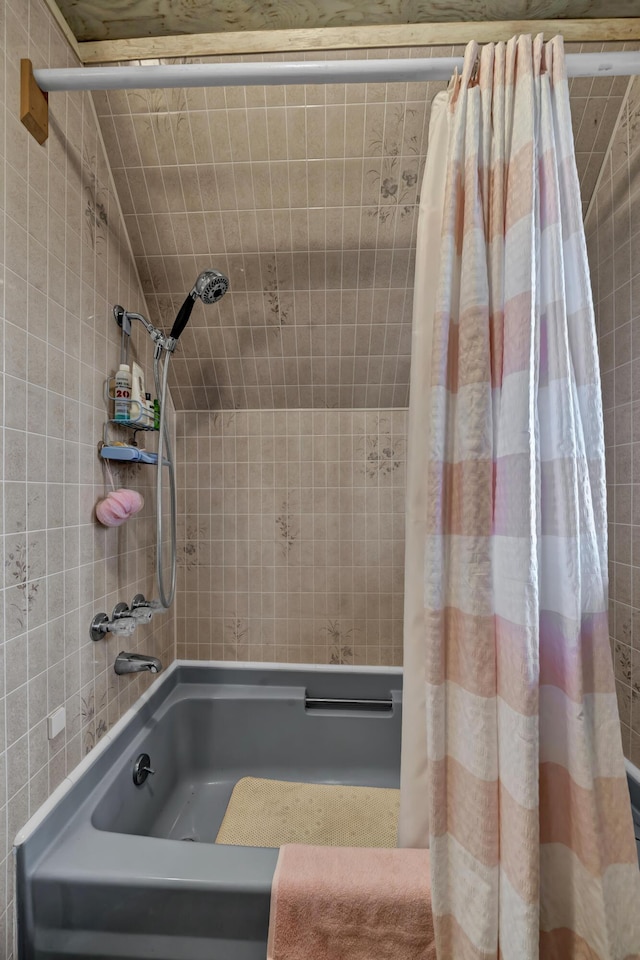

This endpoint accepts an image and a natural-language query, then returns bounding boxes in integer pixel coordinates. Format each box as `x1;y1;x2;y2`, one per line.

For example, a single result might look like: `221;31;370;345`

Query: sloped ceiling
95;47;630;410
56;0;639;43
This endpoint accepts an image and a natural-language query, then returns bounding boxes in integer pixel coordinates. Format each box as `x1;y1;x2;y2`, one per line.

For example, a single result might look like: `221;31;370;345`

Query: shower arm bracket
153;336;176;360
114;305;175;361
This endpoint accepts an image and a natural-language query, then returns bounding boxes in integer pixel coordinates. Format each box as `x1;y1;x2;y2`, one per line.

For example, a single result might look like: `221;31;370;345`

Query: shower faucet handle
131;594;165;615
110;600;151;626
90;611;138;641
108;617;138;638
130;607;153;624
110;602;143;631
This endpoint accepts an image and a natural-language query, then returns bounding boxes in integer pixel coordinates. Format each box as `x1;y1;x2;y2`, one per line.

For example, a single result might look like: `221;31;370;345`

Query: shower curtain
401;34;640;960
399;89;450;849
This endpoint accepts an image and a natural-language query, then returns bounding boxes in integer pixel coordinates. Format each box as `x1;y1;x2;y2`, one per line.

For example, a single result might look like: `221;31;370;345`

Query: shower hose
153;344;177;609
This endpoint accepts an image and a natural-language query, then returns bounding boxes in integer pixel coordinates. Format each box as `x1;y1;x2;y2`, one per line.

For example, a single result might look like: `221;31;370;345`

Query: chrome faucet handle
131;593;166;623
129;607;153;624
106;617;137;638
90;612;138;641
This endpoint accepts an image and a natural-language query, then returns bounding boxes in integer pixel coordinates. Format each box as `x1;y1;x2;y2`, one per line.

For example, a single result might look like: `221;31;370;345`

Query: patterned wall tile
586;73;640;767
95;43;632;410
175;409;406;665
0;0;176;951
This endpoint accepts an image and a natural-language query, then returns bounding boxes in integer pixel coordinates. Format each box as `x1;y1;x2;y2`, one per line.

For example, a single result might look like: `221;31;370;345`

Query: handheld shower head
169;268;230;341
193;269;229;304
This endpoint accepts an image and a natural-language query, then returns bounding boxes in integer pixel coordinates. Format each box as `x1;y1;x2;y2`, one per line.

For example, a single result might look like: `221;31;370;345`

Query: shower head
169;268;230;341
192;269;229;304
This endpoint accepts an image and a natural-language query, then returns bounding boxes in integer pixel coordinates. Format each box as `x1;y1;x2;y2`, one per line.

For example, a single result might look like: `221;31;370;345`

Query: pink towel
95;489;144;526
267;845;435;960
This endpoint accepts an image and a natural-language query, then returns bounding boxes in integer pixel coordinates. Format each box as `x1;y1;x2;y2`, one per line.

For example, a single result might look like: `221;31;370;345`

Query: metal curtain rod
32;50;640;92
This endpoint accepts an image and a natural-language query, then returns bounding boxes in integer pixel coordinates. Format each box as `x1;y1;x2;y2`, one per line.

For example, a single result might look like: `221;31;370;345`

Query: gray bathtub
627;759;640;868
15;661;403;960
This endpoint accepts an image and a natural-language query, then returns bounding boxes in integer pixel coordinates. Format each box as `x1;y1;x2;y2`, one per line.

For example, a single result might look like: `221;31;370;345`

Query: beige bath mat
215;776;400;848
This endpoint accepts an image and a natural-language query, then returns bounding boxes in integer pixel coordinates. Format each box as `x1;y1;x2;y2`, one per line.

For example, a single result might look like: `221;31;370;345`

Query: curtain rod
32;51;640;92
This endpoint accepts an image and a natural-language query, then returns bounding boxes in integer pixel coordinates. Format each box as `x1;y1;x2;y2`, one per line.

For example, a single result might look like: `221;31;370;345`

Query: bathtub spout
114;652;163;675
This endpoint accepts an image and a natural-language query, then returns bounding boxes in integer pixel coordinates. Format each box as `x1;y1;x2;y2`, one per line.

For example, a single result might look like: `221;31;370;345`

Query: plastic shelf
100;446;160;464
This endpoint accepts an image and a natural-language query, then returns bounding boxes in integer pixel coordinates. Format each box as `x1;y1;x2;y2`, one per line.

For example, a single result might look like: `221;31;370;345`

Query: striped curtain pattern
424;35;640;960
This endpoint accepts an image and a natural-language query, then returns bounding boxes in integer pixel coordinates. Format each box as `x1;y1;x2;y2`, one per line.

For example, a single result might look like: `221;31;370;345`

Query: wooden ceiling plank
78;19;640;64
58;0;640;44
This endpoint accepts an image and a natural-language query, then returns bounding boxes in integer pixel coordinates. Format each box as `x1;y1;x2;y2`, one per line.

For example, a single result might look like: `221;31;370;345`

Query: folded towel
96;488;144;526
267;844;435;960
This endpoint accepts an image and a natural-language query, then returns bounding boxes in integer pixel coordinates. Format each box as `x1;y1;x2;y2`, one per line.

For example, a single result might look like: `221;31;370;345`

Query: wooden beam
20;59;48;145
79;19;640;64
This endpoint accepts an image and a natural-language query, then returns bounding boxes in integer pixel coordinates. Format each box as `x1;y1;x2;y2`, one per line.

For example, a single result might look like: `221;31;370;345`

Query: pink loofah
96;488;144;527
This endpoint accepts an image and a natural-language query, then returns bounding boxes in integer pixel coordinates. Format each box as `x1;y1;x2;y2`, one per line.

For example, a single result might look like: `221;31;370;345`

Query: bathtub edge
625;757;640;786
13;660;181;849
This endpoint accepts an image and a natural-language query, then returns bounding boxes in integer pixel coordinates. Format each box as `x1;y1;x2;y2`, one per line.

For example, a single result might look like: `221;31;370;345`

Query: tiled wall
586;76;640;766
0;0;175;951
571;65;634;219
93;44;628;410
176;409;406;665
95;60;440;410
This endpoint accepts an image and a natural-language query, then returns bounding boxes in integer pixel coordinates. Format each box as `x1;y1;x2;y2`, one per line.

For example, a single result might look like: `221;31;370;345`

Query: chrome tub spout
114;652;162;675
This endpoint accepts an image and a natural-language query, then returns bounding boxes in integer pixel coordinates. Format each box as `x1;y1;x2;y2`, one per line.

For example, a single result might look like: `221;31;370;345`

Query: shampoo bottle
131;361;146;422
114;364;132;421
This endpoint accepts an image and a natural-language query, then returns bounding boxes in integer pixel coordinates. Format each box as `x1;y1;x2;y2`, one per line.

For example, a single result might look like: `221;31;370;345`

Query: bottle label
115;387;131;398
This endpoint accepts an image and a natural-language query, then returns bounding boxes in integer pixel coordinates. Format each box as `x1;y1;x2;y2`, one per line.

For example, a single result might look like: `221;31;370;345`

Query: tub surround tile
176;409;406;667
93;46;627;411
588;73;640;765
0;0;177;950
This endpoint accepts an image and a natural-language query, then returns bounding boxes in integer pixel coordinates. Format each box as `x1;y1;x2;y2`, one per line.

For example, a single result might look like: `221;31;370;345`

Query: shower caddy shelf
99;378;166;465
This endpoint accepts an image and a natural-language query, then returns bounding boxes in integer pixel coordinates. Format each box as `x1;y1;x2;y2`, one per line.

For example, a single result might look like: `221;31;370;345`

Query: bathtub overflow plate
133;753;155;786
